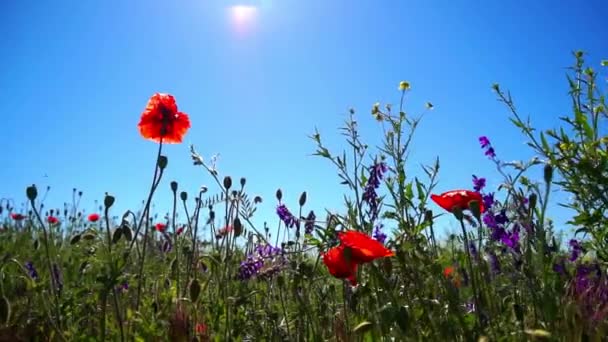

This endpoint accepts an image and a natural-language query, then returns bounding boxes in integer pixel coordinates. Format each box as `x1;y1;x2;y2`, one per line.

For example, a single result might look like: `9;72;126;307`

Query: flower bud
276;189;283;202
26;185;37;201
299;191;307;206
223;176;232;190
157;155;168;169
170;181;178;193
543;164;554;184
104;194;115;209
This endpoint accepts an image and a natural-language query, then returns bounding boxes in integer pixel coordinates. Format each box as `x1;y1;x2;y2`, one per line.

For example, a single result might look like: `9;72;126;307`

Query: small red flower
195;323;207;335
138;93;191;144
47;216;59;225
215;225;233;239
430;190;484;214
176;226;185;235
443;266;454;278
322;245;358;286
443;266;461;288
87;213;100;222
337;230;395;263
10;213;25;221
155;223;167;232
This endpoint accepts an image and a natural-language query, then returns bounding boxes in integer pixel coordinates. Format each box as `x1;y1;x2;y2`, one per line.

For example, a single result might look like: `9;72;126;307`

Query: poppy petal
338;231;394;263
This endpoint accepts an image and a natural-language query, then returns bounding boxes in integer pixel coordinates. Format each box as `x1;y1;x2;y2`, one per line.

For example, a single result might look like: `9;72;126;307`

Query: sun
229;5;258;33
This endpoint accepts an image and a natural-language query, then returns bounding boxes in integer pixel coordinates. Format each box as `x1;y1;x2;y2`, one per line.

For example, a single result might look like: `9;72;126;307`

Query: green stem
458;218;483;332
104;206;125;342
135;140;164;311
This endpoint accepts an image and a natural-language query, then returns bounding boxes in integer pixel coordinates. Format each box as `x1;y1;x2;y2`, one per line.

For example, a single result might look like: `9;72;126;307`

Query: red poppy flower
322;245;358;286
138;93;191;144
443;266;461;288
430;190;484;214
195;323;207;335
176;226;185;235
215;225;233;239
155;223;167;232
10;213;25;221
88;213;100;222
47;216;59;225
337;230;395;264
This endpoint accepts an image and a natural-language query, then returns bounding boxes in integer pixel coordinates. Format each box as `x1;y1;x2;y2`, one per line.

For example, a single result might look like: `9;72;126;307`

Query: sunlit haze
229;5;258;34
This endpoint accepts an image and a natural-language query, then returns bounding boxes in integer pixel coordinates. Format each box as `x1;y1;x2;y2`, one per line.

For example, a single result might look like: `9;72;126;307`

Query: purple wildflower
238;243;285;281
277;204;298;228
569;239;584;262
478;136;497;159
485;147;496;158
304;210;316;235
479;136;491;149
482;193;495;210
362;161;388;221
117;281;129;293
373;224;387;244
472;175;486;192
25;261;38;281
553;258;567;276
501;224;520;250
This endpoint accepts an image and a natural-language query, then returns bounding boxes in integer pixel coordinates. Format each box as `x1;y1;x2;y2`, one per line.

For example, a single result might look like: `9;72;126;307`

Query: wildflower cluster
238;243;286;280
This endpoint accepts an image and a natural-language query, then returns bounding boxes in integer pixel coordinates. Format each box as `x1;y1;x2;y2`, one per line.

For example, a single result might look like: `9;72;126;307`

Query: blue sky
1;0;606;242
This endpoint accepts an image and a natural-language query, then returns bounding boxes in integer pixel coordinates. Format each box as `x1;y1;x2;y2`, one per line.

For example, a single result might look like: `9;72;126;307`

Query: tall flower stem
102;202;125;342
29;196;62;331
171;182;180;299
135;140;164;311
458;217;483;331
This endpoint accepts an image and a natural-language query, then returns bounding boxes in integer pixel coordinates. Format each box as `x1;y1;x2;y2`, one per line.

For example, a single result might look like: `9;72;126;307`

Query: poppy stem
458;218;484;332
134;139;164;312
29;199;64;337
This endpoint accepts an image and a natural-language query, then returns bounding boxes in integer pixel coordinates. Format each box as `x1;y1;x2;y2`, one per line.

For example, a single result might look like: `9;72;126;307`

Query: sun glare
229;5;258;33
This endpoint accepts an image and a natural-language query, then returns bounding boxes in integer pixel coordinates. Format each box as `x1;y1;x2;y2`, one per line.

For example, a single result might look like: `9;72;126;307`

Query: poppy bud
189;278;201;302
158;155;168;170
299;192;307;206
170;181;178;193
424;210;433;223
468;200;481;220
26;185;37;201
70;234;82;245
528;193;537;212
254;196;263;204
543;164;553;184
180;191;187;201
276;189;283;202
240;177;246;187
233;217;243;237
223;176;232;190
112;227;123;244
104;194;115;209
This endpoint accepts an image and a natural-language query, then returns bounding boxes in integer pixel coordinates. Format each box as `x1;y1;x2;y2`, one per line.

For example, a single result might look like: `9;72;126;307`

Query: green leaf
353;321;374;334
540;131;550;153
404;183;414;201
